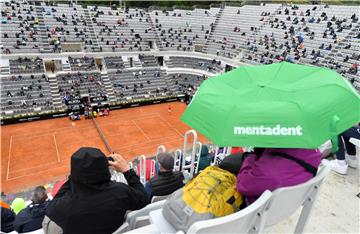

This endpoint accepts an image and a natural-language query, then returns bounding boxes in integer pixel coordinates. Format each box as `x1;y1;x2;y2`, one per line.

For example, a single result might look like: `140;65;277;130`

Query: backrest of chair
126;200;166;229
187;190;273;234
151;195;169;203
262;163;331;228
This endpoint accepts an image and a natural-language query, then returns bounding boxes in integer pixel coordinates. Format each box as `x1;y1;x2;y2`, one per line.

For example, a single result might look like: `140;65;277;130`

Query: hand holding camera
108;153;130;173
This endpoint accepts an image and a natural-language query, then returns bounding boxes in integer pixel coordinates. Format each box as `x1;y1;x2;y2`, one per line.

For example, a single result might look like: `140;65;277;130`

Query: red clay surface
1;102;207;194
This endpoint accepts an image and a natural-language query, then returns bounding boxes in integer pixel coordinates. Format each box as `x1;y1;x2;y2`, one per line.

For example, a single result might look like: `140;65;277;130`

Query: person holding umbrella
181;62;360;201
236;147;321;204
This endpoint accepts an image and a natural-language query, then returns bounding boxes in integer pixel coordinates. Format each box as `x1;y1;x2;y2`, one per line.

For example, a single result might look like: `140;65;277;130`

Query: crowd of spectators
1;144;323;233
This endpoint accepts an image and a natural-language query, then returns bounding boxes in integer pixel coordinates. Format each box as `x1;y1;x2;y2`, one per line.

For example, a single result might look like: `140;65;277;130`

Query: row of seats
166;56;223;73
0;74;54;116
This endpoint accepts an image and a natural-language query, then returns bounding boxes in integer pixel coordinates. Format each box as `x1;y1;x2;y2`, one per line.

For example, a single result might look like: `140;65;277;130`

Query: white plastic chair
173;149;182;172
181;130;198;178
125;200;166;230
156;145;166;155
138;155;146;185
151;195;169;203
144;191;272;234
186;190;272;233
258;162;332;233
149;159;156;179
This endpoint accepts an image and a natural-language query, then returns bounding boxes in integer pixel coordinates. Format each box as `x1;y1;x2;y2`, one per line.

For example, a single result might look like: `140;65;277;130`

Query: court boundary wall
1;96;184;125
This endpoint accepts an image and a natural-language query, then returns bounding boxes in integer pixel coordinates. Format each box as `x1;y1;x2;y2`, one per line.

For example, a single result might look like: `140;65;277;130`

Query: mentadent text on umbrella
234;125;303;136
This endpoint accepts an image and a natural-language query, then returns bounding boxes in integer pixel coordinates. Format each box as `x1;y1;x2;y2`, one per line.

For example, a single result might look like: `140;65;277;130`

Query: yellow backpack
162;166;243;232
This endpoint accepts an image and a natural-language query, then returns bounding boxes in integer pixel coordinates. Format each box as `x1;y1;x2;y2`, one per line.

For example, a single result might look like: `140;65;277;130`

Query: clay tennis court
1;102;207;194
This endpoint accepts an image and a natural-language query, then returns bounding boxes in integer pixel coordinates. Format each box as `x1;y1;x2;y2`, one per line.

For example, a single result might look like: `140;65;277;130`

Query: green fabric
11;198;26;214
181;62;360;149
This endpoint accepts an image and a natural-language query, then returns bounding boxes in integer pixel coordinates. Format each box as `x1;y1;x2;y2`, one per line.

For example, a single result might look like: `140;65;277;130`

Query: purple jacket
236;148;321;204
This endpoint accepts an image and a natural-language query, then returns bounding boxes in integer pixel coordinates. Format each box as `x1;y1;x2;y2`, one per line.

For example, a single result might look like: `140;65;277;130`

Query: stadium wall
0;96;184;125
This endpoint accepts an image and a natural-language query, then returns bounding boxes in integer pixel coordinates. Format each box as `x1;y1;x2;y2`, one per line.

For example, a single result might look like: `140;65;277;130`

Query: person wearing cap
145;152;184;200
43;147;149;234
14;186;50;233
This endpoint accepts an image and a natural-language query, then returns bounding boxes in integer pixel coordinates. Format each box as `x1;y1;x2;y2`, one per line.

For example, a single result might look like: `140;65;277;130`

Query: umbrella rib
271;62;285;82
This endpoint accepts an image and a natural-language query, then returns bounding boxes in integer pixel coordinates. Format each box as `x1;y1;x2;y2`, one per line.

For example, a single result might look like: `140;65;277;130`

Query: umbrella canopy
181;62;360;148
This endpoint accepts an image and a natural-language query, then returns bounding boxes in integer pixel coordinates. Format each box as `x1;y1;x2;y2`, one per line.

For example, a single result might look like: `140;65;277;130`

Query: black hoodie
13;200;49;233
45;147;149;234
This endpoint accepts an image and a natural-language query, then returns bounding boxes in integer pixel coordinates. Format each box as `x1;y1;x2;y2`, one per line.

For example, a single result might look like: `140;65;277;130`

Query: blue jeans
336;126;360;160
144;182;153;200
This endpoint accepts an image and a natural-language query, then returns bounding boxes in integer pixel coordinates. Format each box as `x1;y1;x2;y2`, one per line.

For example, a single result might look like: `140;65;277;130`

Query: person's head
70;147;111;185
32;186;48;204
157;152;174;172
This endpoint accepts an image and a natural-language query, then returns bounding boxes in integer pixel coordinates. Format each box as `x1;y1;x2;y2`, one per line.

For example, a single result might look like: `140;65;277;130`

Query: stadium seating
149;8;220;51
0;73;54;116
108;68;171;101
9;57;44;74
123;163;331;234
104;56;125;70
88;6;155;52
166;56;223;73
0;2;358;119
57;71;106;102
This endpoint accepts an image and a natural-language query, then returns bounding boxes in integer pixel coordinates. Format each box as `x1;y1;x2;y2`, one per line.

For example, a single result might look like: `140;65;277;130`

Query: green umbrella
181;62;360;149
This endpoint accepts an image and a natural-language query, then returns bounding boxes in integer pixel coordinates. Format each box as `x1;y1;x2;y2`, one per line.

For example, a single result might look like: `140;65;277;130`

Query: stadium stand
166;56;223;73
57;71;106;102
68;56;97;71
88;6;156;52
104;56;125;70
0;73;54;116
0;1;358;121
9;57;44;74
109;68;171;101
149;7;220;51
166;73;207;93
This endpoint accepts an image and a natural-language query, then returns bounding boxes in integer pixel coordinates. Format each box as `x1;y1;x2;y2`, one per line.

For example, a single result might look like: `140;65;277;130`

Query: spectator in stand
326;125;360;175
197;145;212;172
43;148;148;234
237;148;321;204
1;201;15;233
13;186;50;233
144;152;184;200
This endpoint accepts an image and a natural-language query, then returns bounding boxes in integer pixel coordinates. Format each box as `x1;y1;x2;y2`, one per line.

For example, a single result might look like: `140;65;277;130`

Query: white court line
53;134;61;162
132;120;151;141
157;114;184;137
6;136;13;180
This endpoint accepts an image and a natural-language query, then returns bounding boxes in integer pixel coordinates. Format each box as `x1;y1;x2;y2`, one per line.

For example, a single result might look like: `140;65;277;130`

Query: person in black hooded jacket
44;147;149;234
14;186;49;233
